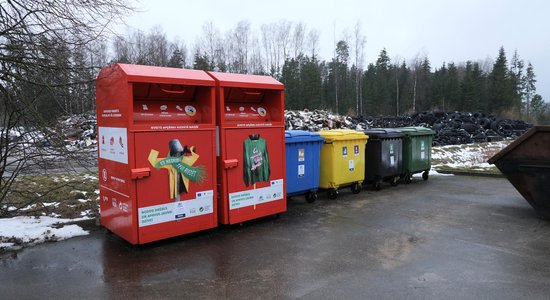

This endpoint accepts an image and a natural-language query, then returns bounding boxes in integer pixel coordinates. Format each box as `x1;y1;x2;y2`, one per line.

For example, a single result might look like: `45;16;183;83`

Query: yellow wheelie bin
318;129;368;199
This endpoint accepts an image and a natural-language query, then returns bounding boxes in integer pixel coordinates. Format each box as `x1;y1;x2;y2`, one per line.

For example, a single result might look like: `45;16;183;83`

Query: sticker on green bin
420;141;426;160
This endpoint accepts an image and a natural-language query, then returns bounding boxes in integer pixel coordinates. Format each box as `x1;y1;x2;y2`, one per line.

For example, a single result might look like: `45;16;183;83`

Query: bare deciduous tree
292;22;306;59
0;0;132;215
307;29;320;59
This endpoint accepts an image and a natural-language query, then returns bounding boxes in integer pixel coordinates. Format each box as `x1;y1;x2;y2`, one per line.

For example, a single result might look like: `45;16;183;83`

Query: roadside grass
3;173;99;219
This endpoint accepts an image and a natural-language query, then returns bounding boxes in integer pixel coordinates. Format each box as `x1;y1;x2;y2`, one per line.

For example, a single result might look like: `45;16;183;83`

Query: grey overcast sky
121;0;550;103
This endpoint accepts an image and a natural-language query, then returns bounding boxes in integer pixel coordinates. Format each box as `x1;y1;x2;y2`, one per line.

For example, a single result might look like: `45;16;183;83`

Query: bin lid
319;129;368;142
207;71;283;90
285;130;324;143
393;126;435;136
363;128;404;139
116;64;215;85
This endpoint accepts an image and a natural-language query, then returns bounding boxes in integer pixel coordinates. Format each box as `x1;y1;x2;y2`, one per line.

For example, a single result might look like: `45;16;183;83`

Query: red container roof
116;64;215;85
208;72;283;90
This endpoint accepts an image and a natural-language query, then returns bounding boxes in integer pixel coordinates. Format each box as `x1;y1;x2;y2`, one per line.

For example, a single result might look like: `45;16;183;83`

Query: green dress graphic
243;137;271;187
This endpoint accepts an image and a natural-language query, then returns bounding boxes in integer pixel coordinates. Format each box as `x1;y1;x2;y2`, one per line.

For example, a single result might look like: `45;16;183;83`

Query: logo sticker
342;146;348;158
102;168;108;181
257;107;267;117
185;105;196;116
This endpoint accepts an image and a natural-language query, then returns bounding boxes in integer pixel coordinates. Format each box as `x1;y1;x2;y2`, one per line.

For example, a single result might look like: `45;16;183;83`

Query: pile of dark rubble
52;110;532;148
285;110;532;146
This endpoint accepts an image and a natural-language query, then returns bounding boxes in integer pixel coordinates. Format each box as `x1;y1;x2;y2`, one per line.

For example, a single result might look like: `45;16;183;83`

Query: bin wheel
390;176;399;186
305;191;317;203
351;182;362;194
373;181;382;191
422;171;429;181
328;188;339;199
404;174;412;184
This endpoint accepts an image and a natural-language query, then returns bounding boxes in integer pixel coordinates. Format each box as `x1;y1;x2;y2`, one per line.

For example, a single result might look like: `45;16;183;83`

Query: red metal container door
224;128;286;224
134;131;216;243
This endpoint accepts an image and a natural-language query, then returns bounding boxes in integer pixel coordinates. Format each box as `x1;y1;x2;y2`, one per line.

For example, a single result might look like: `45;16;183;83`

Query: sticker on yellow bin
318;129;368;189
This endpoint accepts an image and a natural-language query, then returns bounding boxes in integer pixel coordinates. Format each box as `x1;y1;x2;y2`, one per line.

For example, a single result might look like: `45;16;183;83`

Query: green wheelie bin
393;127;434;183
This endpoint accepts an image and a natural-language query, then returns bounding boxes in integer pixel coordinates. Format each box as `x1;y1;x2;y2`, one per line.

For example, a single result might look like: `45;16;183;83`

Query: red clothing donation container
208;72;286;224
96;64;217;244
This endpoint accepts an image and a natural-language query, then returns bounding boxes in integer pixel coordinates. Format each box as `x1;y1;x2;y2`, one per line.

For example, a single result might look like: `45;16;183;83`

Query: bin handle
241;88;262;96
158;84;186;94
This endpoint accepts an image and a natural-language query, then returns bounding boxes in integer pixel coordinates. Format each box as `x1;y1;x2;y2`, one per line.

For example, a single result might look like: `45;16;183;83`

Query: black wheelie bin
363;129;404;190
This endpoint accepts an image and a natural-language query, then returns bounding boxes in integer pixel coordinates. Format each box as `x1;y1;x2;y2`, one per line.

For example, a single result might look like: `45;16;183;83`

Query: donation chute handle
241;88;261;95
158;84;186;94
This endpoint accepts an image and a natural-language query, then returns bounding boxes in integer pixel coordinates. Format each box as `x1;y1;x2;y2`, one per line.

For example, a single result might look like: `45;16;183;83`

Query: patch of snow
43;202;59;207
0;216;89;251
83;174;98;181
432;141;511;170
0;242;15;249
77;199;89;203
412;169;454;177
19;204;35;211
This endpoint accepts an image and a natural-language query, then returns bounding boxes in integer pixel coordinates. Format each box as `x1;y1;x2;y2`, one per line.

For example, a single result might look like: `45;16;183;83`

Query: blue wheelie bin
285;130;324;203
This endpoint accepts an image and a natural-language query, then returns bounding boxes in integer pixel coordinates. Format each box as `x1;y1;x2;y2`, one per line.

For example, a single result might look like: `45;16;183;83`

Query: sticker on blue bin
298;164;305;177
298;148;305;162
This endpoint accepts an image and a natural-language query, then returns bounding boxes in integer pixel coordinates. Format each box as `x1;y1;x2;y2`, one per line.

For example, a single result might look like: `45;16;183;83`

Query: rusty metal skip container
488;126;550;218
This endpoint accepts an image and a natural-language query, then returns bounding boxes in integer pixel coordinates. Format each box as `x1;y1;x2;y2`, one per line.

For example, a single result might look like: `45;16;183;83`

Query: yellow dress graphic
148;145;200;200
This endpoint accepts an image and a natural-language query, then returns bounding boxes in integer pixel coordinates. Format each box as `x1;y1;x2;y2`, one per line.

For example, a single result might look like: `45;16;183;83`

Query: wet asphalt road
2;175;550;299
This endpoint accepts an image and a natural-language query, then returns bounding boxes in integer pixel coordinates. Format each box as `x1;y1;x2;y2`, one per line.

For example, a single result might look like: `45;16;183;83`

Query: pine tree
192;50;211;71
301;56;323;109
430;63;447;111
445;63;460;111
530;94;546;122
510;50;525;112
362;63;377;115
522;62;536;118
416;57;432;111
488;47;514;114
280;57;301;109
372;48;391;115
168;49;184;68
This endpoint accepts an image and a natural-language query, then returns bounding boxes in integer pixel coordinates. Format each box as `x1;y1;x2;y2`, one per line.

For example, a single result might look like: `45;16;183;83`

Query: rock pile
285;110;532;146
